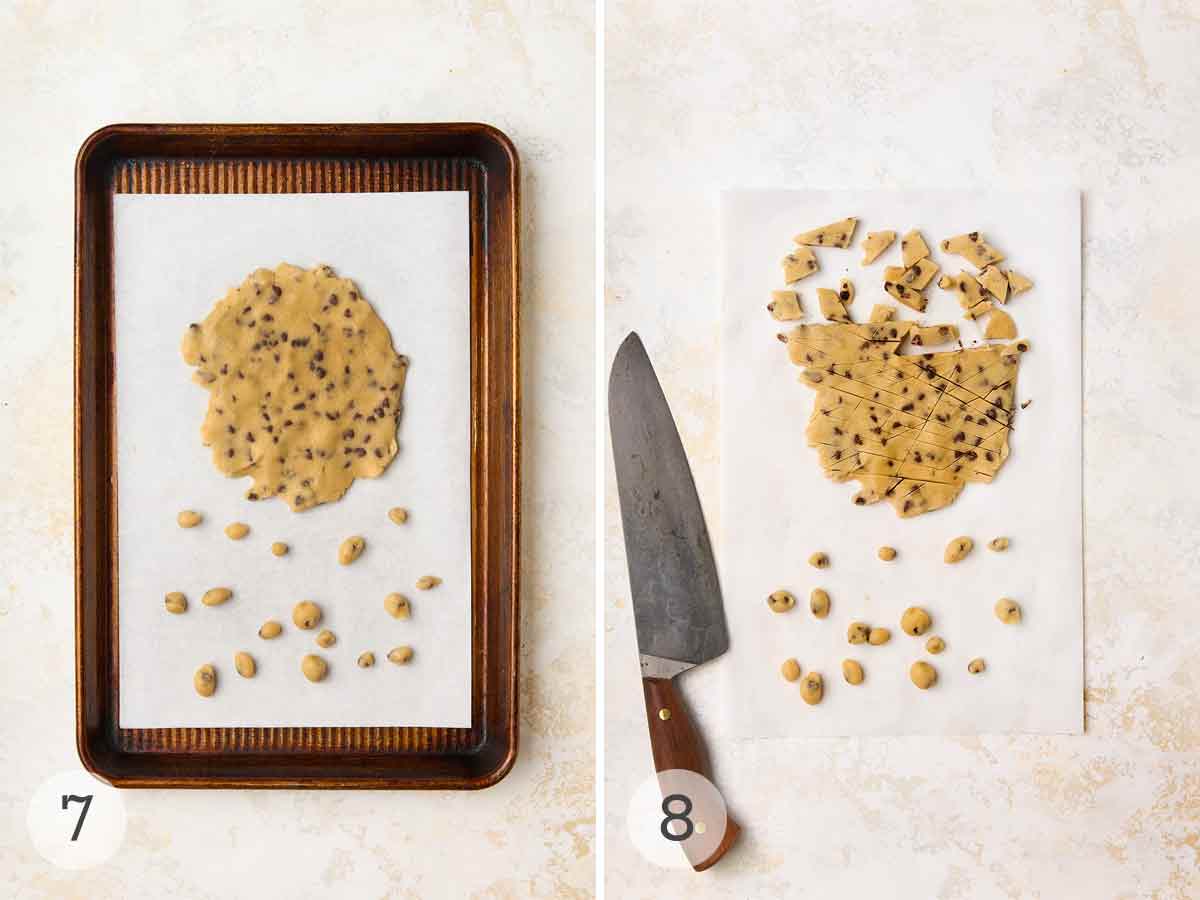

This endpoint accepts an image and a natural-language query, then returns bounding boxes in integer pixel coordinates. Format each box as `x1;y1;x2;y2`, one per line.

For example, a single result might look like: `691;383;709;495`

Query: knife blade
609;331;739;871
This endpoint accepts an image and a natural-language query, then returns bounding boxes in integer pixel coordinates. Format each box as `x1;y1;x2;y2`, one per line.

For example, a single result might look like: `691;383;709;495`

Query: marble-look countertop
606;1;1200;897
0;2;594;897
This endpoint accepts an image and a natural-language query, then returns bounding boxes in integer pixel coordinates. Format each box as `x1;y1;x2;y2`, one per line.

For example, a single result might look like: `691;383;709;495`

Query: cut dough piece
869;304;896;323
1007;269;1034;295
909;324;959;347
783;321;1029;517
838;278;855;306
941;232;1005;269
782;248;819;282
947;272;993;319
817;288;851;323
768;290;804;321
884;281;928;312
978;265;1009;303
794;217;858;249
984;308;1018;340
181;263;409;511
886;258;940;291
900;229;931;268
861;230;896;264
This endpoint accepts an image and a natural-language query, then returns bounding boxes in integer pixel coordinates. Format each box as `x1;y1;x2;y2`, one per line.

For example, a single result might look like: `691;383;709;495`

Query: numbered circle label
627;769;728;869
26;769;127;870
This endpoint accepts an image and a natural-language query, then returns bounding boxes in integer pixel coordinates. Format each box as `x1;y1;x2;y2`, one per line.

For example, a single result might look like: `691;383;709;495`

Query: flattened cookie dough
861;230;896;265
181;263;409;512
794;217;858;249
941;232;1005;269
984;309;1018;341
1006;269;1034;295
817;288;851;323
900;229;931;269
768;290;804;321
978;265;1009;302
782;248;819;282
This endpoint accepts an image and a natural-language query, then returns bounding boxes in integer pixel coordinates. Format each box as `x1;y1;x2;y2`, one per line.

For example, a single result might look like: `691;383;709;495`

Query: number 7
61;794;93;842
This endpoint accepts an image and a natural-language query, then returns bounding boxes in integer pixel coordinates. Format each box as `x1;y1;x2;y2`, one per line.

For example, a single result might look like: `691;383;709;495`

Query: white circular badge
627;768;729;869
26;770;127;870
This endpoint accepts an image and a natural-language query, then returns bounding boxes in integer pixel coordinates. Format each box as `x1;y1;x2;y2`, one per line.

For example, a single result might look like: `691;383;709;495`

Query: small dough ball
194;663;217;697
384;592;411;619
968;657;987;674
900;606;932;636
338;536;366;565
234;651;256;678
357;651;376;668
780;658;801;682
292;600;322;630
176;510;202;528
388;645;414;665
164;592;187;614
301;654;328;683
868;627;891;646
388;507;409;525
316;629;336;648
994;598;1022;624
877;546;897;561
800;672;824;705
271;541;289;557
988;537;1010;552
809;588;831;619
225;522;250;540
808;552;830;570
258;619;283;639
847;621;870;644
925;636;946;654
944;536;974;563
842;659;864;685
416;575;441;590
910;661;938;690
767;590;796;614
201;587;232;607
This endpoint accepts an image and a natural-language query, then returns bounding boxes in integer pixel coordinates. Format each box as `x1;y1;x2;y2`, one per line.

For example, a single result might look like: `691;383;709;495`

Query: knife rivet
658;708;671;721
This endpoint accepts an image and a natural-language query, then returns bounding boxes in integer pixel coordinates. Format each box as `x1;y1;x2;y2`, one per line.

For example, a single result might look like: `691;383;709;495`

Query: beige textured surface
607;1;1200;896
0;2;593;897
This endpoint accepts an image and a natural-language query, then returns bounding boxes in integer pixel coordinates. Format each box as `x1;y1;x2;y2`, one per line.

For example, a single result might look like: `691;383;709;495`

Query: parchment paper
114;192;471;728
719;189;1082;736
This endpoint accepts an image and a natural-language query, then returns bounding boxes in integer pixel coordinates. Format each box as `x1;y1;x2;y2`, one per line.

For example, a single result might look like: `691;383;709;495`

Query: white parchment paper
114;192;471;728
719;189;1082;736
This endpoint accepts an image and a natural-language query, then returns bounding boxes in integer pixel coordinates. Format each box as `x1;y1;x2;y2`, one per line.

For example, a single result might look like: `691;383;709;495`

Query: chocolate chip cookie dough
181;263;409;511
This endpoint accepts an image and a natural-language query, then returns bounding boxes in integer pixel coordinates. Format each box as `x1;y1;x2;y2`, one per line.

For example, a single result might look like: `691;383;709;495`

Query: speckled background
0;2;594;898
606;1;1200;896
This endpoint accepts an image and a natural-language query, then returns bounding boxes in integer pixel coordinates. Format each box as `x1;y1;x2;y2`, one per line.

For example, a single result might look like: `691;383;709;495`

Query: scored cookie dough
885;258;939;291
782;319;1028;517
181;263;409;512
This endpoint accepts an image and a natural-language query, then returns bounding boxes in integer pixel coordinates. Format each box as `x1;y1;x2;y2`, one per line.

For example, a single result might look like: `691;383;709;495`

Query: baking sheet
718;189;1081;736
114;191;471;728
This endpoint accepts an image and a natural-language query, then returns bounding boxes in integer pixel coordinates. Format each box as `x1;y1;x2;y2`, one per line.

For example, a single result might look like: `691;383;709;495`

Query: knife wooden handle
642;676;740;871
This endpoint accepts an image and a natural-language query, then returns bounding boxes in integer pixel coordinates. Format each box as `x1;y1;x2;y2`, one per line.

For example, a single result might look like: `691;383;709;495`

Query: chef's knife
609;331;740;871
